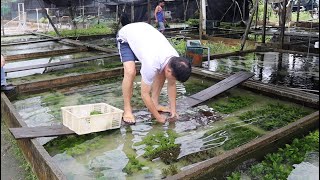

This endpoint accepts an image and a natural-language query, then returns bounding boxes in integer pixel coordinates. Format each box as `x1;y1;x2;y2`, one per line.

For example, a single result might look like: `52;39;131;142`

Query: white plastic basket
61;103;123;135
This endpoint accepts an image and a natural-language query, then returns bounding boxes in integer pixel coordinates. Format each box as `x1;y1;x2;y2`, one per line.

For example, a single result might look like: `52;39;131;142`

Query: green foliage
168;38;187;56
135;130;180;164
47;24;113;37
90;111;102;115
39;17;49;23
186;19;199;27
42;92;64;106
227;130;319;179
210;96;255;114
123;154;145;175
238;103;311;131
227;172;241;180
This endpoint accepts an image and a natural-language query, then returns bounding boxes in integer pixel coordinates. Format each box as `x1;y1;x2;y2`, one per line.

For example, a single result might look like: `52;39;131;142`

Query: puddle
204;52;319;90
12;76;314;179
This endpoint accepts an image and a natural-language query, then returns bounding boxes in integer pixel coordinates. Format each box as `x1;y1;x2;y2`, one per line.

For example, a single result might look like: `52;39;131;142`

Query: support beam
37;0;60;37
201;0;206;35
296;0;301;23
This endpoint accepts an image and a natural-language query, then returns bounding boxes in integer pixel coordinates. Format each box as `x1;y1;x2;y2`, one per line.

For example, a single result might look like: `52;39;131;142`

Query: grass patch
134;130;180;164
209;96;255;114
1;121;38;180
238;103;311;131
161;164;179;178
227;130;319;180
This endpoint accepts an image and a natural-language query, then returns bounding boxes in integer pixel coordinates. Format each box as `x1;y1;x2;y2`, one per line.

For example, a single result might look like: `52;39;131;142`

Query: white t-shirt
117;22;179;85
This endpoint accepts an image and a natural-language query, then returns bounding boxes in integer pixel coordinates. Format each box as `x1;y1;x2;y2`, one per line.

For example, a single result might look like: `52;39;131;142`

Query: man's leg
152;72;169;112
1;67;7;86
122;61;136;123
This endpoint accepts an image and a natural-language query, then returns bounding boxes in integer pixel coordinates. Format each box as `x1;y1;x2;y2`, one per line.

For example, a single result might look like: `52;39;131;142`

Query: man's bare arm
141;80;166;123
154;6;159;22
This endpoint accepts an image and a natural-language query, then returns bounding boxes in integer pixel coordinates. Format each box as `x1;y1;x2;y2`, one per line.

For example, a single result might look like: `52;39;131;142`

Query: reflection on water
4;52;105;79
204;52;319;90
1;41;76;55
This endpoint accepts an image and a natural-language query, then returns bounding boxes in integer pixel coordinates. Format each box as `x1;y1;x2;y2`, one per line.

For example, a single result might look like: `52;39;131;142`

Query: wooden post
97;3;100;24
147;0;151;24
116;5;119;22
262;0;268;43
296;0;301;23
240;0;258;51
37;0;61;37
280;0;288;49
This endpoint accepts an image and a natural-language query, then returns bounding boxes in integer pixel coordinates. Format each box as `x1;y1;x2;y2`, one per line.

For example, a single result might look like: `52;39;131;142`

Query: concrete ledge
1;92;66;180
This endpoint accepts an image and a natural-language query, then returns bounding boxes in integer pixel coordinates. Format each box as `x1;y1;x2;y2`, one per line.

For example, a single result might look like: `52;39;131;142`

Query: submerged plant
210;96;255;114
161;164;179;178
123;154;145;175
238;103;311;131
134;130;180;164
183;78;214;95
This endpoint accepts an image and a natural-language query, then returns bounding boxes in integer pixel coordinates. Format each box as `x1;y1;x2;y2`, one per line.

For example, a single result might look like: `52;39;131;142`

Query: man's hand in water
167;111;179;122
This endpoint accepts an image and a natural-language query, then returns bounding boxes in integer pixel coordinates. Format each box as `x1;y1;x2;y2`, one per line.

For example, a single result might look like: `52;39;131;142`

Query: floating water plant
161;164;179;178
209;96;255;114
238;103;311;131
123;154;145;175
227;130;319;180
134;130;180;164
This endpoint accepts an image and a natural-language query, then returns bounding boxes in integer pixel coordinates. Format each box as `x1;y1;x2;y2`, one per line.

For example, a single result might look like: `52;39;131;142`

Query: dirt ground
1;122;27;180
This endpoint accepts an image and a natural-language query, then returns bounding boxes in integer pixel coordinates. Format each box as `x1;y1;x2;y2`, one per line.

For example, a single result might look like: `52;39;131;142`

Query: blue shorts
158;22;165;31
117;39;137;62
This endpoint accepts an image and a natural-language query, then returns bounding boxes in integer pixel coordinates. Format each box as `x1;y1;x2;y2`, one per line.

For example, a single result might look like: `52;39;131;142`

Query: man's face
160;2;165;7
164;67;176;82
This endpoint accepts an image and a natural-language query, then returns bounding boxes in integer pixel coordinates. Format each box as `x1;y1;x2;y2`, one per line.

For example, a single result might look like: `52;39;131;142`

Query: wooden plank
9;125;75;139
178;72;254;108
1;38;58;46
6;54;118;73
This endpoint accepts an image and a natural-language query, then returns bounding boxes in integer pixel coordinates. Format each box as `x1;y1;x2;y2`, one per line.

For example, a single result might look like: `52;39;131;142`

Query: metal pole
296;0;301;23
201;0;206;35
131;2;134;23
262;0;268;43
36;0;60;37
116;5;119;22
36;8;39;30
199;0;203;40
280;0;288;49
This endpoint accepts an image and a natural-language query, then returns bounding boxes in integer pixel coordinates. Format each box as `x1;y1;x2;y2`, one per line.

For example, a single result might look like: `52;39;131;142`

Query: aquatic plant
161;164;179;178
238;103;311;131
42;91;65;119
123;154;145;175
134;130;180;164
209;96;255;114
228;130;319;179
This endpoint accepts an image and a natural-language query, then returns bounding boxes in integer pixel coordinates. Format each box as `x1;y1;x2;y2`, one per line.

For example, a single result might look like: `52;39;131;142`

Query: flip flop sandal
122;115;136;125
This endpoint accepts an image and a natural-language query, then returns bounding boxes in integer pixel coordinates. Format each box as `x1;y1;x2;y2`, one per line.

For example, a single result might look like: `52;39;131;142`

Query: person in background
1;54;15;92
154;0;166;33
117;22;192;125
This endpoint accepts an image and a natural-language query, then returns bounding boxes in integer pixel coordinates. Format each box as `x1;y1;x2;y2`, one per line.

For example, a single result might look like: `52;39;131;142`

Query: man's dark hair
158;0;165;4
169;57;192;82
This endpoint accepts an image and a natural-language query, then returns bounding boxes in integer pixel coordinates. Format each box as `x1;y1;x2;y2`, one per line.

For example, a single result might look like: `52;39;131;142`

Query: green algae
238;103;312;131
